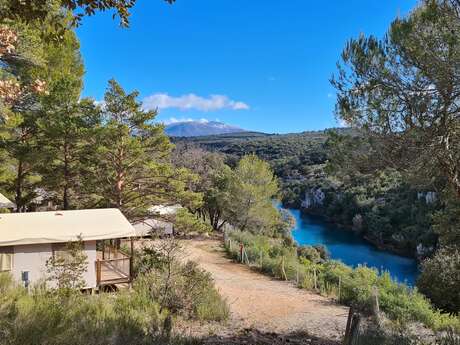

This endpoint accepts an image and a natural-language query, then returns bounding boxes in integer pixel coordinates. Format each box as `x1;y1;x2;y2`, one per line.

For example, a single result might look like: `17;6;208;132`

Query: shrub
417;247;460;313
297;245;321;263
133;239;229;322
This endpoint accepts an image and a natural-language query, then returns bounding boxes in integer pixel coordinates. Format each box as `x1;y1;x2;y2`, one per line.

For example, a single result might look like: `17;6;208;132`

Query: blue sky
76;0;416;134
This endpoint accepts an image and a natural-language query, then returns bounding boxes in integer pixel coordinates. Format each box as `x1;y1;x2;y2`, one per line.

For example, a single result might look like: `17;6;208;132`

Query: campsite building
0;208;136;289
133;204;181;237
0;193;15;211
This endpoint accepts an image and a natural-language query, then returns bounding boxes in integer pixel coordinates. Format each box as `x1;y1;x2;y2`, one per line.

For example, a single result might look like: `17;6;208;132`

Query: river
282;206;420;286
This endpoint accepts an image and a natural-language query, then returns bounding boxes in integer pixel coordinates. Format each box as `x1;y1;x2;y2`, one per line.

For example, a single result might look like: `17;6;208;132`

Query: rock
301;188;325;209
352;214;363;232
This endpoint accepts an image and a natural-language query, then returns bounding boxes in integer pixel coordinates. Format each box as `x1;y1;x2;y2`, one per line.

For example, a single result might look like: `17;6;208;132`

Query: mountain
164;120;246;137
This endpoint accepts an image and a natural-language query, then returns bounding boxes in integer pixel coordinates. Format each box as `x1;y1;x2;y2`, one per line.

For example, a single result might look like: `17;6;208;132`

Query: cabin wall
13;243;52;286
83;241;97;288
12;241;97;289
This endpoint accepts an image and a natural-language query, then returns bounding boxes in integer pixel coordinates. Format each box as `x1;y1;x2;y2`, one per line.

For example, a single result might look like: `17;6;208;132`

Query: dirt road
183;239;349;342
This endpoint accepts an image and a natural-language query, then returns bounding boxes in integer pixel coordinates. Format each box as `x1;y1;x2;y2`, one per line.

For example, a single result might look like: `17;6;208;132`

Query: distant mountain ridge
164;120;246;137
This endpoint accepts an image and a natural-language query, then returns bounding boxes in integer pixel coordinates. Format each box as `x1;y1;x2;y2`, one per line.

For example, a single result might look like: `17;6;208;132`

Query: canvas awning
0;193;15;209
0;208;136;247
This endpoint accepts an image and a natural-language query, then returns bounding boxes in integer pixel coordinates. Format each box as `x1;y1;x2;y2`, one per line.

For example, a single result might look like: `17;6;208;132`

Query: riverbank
284;203;418;259
279;204;420;286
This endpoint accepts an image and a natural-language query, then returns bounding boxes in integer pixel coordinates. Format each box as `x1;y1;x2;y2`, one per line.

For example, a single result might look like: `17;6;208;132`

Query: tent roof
133;219;173;237
0;193;15;209
149;204;181;215
0;208;135;247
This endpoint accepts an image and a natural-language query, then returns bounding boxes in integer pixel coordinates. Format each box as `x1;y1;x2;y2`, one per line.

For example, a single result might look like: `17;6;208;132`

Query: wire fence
223;235;343;302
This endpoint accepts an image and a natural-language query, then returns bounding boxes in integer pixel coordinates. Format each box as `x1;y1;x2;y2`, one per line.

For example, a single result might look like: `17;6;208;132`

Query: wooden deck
96;250;132;286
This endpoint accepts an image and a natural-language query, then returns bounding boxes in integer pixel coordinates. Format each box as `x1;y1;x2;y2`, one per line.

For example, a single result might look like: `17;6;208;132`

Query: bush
417;247;460;313
297;245;321;263
133;239;229;322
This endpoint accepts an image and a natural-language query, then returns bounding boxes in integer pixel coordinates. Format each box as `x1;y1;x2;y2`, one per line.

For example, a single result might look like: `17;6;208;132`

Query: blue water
284;206;419;286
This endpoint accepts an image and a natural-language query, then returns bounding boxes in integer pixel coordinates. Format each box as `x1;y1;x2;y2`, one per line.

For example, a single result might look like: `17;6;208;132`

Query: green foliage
64;79;201;220
433;193;460;248
418;248;460;313
332;0;460;196
226;155;281;234
0;272;198;345
45;237;88;291
0;0;176;29
172;146;233;231
132;239;229;321
174;208;213;234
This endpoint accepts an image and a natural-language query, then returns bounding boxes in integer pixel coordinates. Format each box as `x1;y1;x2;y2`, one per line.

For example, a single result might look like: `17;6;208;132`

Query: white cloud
142;93;250;112
337;118;349;127
163;117;210;125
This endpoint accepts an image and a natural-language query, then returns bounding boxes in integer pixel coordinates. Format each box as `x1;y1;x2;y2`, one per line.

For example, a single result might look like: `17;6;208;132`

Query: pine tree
94;79;201;220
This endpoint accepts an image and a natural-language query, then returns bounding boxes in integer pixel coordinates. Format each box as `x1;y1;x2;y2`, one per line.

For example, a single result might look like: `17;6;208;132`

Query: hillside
172;129;354;178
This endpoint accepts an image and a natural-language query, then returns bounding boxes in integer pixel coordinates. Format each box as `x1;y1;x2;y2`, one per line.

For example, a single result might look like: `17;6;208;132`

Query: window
0;246;13;272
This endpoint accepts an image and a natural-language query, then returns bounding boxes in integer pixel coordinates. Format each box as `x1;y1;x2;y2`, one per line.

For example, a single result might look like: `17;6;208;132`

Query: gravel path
183;239;349;342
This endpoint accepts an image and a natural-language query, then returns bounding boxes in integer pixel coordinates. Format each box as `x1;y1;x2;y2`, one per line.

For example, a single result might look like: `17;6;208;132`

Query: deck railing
96;247;133;286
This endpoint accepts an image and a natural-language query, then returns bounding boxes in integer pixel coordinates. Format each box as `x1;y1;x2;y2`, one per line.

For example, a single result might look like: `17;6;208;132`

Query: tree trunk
15;160;23;212
63;143;70;210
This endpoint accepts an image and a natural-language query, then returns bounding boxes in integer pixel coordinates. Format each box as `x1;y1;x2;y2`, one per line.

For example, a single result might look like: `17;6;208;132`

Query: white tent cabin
0;208;136;289
0;193;15;210
133;204;182;237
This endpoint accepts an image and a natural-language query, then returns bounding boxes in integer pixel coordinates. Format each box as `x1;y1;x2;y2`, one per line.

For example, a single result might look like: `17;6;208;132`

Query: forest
175;128;439;259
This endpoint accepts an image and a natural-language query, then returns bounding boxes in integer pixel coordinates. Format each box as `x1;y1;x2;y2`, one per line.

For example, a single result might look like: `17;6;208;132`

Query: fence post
96;260;101;286
343;307;353;345
349;313;361;345
343;307;361;345
313;267;317;290
296;265;299;286
338;276;342;302
229;239;232;252
239;243;243;263
371;285;381;327
259;251;263;267
281;256;287;281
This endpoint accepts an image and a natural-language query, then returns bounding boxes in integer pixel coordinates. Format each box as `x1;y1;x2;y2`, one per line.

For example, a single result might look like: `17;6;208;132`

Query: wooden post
229;239;232;252
239;243;243;263
344;307;353;345
313;268;317;290
102;241;105;260
260;251;263;267
296;265;299;285
281;257;287;281
129;256;134;283
371;286;381;326
349;313;361;345
338;277;342;302
96;260;101;286
344;307;362;345
129;237;134;282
